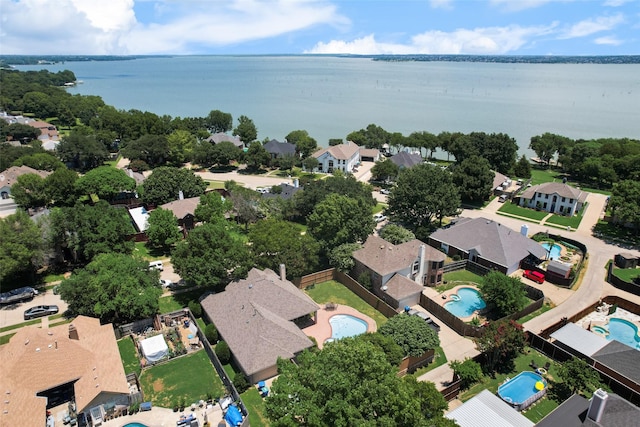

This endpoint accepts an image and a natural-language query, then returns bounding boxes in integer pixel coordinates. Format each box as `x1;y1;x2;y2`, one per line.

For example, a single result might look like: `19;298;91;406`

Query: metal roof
445;389;534;427
550;323;608;357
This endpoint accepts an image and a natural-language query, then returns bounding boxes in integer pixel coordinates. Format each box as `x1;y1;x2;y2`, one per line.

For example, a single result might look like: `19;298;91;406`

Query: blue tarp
224;405;243;426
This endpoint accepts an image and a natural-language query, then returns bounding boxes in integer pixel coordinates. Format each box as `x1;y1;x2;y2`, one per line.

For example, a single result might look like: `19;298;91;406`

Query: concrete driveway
0;289;69;331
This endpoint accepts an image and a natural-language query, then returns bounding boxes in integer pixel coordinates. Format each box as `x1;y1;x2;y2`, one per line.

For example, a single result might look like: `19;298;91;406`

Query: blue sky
1;0;638;55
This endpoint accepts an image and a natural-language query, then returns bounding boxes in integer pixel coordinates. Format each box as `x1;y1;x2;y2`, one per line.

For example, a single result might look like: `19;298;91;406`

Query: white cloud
595;35;623;44
429;0;453;9
306;24;557;55
0;0;349;54
603;0;633;6
490;0;557;12
559;13;625;38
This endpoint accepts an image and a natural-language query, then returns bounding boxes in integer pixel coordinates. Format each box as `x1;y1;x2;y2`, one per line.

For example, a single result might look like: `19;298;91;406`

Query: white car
373;213;387;223
380;188;390;195
159;279;173;288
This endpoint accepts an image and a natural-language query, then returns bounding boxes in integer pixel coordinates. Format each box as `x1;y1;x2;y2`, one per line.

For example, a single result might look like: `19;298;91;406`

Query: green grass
305;280;388;327
529;168;564;186
412;346;447;376
118;337;141;376
372;203;387;214
241;387;269;427
0;318;41;333
544;203;587;229
0;333;16;345
42;272;66;283
206;180;228;189
139;350;225;408
133;242;171;261
443;270;484;284
498;202;549;221
593;221;640;247
158;288;208;313
613;267;640;283
518;303;553;324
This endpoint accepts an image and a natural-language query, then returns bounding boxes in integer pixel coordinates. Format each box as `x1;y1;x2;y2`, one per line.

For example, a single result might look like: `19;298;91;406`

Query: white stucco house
517;182;587;216
312;141;360;173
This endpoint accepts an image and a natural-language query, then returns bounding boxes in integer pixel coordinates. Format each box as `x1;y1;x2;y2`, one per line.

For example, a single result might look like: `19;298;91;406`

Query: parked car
0;286;38;305
380;188;390;195
24;305;59;320
498;194;508;203
148;261;164;271
373;213;387;223
159;279;173;288
523;270;545;284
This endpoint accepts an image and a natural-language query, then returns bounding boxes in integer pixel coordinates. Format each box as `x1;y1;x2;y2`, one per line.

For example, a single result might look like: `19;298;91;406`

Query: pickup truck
0;286;38;304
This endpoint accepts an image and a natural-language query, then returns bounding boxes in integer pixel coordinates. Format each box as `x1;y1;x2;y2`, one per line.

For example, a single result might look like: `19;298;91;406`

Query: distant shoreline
2;54;640;67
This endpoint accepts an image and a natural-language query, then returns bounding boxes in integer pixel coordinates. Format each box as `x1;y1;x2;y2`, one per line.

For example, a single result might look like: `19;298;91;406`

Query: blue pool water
498;371;546;406
541;243;562;260
602;318;640;349
444;288;486;318
329;314;368;340
123;423;149;427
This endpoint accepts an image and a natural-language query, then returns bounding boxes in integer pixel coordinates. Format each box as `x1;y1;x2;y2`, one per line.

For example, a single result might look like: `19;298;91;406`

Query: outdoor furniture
325;302;337;310
543;361;551;371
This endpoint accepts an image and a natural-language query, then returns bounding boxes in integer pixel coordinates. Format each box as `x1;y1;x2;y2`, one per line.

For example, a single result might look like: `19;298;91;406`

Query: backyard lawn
613;267;640;283
305;280;388;327
158;288;208;314
498;202;549;222
133;242;170;261
139;350;225;408
241;388;269;427
118;336;141;376
443;270;484;284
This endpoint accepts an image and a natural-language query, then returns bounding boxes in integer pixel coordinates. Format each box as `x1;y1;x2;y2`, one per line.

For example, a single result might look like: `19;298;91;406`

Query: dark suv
24;305;59;320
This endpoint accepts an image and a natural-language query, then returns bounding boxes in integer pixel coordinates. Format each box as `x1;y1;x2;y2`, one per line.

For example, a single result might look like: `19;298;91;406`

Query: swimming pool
599;318;640;349
541;242;562;260
329;314;368;340
444;287;486;318
123;423;149;427
498;371;547;410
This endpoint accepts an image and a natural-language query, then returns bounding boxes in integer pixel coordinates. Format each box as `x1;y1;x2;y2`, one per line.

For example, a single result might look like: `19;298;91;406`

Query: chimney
279;264;286;281
520;224;529;236
294;178;299;188
587;389;608;422
178;190;184;200
416;244;426;284
68;324;79;340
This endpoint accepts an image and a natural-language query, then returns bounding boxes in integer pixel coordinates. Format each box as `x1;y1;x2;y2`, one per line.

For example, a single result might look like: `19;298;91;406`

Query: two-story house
312;141;360;173
518;182;587;216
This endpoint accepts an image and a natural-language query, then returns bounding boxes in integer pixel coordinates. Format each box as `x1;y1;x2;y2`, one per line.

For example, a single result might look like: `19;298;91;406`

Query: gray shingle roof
353;235;445;277
200;268;319;378
263;140;296;156
206;132;243;148
390;152;422;168
592;341;640;385
538;392;640;427
429;217;548;268
520;182;587;202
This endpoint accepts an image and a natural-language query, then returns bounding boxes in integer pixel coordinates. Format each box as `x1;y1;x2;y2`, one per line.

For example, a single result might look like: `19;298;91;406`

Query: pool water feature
444;287;486;318
541;242;562;260
598;318;640;349
329;314;368;340
498;371;547;410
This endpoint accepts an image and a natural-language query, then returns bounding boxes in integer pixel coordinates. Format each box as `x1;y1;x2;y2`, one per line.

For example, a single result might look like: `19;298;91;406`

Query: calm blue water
14;57;640;155
498;371;545;405
444;287;486;318
541;243;562;260
605;318;640;349
123;423;149;427
329;314;368;340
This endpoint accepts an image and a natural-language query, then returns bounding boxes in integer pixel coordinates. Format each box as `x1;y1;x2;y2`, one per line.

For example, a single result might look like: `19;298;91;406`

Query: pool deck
575;306;640;332
302;305;377;350
100;404;224;427
437;284;486;322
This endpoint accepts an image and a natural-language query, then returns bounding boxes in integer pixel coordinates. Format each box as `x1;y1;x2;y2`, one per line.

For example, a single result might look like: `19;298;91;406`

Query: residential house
446;389;534;427
390;151;423;169
0;165;52;199
428;217;548;275
352;235;446;309
518;182;587;216
0;316;130;427
200;267;320;383
312;141;360;173
206;132;244;149
359;147;381;162
263;139;296;159
262;181;302;201
159;195;201;232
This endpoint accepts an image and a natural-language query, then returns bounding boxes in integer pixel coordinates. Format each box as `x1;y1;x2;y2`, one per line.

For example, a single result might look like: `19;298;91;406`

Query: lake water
15;56;640;156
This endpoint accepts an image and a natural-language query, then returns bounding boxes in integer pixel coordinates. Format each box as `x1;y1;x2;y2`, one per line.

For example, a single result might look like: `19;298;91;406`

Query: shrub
215;341;230;363
450;358;483;389
233;372;250;392
188;300;202;318
205;324;218;344
357;272;372;291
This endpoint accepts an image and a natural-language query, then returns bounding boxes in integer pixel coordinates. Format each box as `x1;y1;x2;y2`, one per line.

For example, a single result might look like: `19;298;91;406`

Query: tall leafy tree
0;211;43;285
10;173;48;209
171;221;253;289
245;141;270;170
205;109;233;133
474;320;526;373
194;191;231;223
211;140;242;166
75;166;136;201
45;167;78;206
248;219;320;279
371;159;399;182
387;164;460;231
479;271;529;318
513;155;532;179
121;134;169;168
266;338;455;427
233;115;258;147
57;253;162;324
294;173;375;218
557;357;602;396
379;224;415;244
609;179;640;233
141;167;207;206
12;152;63;171
308;193;375;251
379;314;440;357
408;131;439;158
166;129;196;165
286;129;318;159
146;207;181;249
451;155;494;202
57;131;109;171
327;242;361;272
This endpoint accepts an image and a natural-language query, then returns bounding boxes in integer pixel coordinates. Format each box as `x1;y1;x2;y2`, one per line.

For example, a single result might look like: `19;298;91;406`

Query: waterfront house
518;182;587;216
312;141;360;174
390;151;423;169
263;139;296;159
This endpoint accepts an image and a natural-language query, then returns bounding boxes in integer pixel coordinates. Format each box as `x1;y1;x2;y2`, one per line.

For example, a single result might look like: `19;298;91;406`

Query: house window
559;206;564;213
412;261;420;272
328;160;334;168
431;261;438;269
437;274;442;283
569;198;574;203
562;197;566;202
543;202;547;209
545;194;549;199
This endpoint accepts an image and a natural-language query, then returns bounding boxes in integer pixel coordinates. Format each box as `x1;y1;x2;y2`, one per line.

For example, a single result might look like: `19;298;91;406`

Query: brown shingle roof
0;165;52;187
200;268;319;378
0;316;129;427
520;182;586;202
384;274;423;300
312;141;360;160
353;235;445;277
160;196;201;219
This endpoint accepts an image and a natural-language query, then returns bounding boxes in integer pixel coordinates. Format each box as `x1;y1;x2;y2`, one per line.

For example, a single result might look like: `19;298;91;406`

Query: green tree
233;115;257;147
286;129;318;159
191;140;217;168
474;320;526;373
378;314;440;357
408;131;439;158
609;180;640;233
205;109;233;133
327;242;361;272
266;338;454;427
529;133;572;167
45;167;78;206
3;122;41;142
371;158;399;182
141;167;207;206
302;156;319;172
450;358;483;389
211;140;242;166
204;323;218;343
479;271;528;318
356;333;404;366
557;357;602;396
215;341;231;363
194;191;231;223
121;134;169;167
171;221;253;289
307;194;375;251
387;164;460;231
166;129;196;165
379;224;416;244
248;219;320;279
10;173;48;209
451;156;494;202
146;207;181;249
0;211;43;285
12;152;63;171
228;186;261;231
57;131;109;171
513;155;532;179
245;141;270;170
294;173;375;218
57;253;162;324
75;166;136;201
